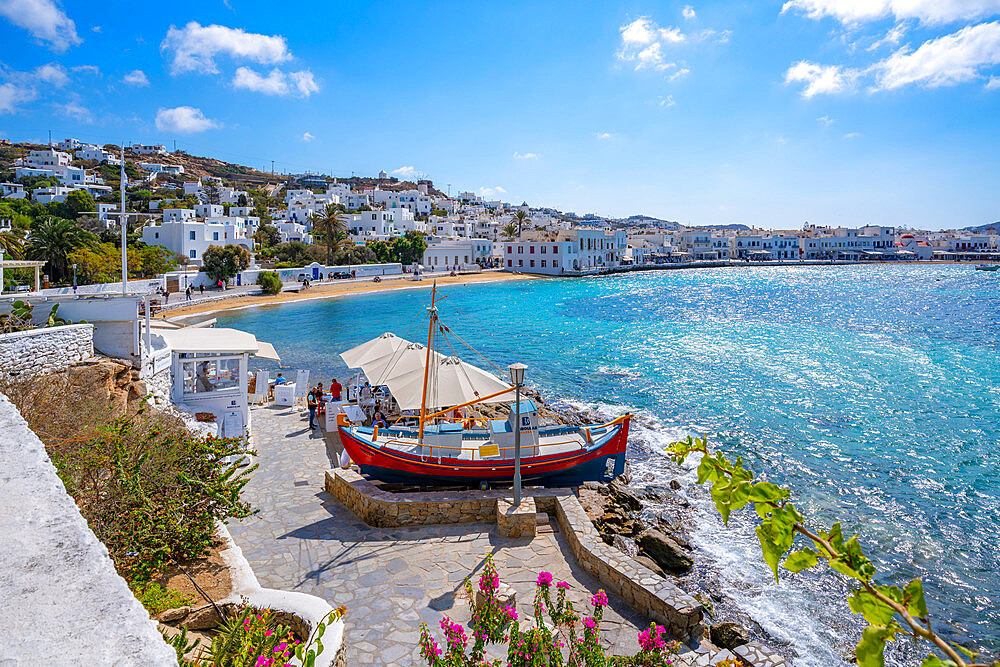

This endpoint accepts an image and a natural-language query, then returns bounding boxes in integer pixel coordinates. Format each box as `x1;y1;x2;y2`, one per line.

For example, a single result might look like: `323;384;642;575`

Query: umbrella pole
418;282;437;443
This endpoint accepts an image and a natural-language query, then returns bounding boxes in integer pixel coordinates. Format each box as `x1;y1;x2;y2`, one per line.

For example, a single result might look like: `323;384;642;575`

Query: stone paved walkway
228;404;648;667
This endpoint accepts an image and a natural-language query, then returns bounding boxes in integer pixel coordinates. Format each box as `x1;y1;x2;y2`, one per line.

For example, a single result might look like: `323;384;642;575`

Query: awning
254;341;281;362
155;327;277;358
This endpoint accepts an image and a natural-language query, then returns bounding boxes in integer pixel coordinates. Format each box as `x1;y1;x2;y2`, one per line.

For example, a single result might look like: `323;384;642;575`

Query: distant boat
335;284;630;486
975;265;1000;272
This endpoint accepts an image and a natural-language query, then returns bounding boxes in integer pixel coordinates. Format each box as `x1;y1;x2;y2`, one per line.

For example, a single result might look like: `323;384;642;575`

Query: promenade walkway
229;404;647;667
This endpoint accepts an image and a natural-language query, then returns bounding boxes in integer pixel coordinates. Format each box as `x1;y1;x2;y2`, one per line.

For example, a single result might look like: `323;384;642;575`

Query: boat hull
337;418;630;487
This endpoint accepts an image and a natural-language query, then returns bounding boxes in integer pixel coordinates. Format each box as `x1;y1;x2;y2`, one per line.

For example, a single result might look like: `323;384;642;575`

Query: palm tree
501;222;518;241
310;204;350;265
26;217;97;283
511;210;529;236
0;227;25;259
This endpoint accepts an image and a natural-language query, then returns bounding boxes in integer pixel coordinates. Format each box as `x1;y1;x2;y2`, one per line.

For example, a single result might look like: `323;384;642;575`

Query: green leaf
710;477;752;525
856;625;898;667
748;481;790;504
783;548;820;573
920;656;957;667
904;579;928;620
848;588;898;627
951;642;977;660
756;516;796;583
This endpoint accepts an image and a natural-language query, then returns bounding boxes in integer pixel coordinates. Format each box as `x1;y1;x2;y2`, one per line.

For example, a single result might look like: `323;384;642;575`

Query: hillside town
1;137;998;292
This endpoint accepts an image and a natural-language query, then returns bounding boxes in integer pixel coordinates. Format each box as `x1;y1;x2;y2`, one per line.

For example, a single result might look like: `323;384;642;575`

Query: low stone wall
324;468;702;638
0;393;178;665
497;496;537;538
0;323;94;378
553;494;703;639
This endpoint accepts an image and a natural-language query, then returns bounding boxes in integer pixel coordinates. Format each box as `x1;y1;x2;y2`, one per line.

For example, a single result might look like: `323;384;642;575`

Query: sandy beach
162;270;537;320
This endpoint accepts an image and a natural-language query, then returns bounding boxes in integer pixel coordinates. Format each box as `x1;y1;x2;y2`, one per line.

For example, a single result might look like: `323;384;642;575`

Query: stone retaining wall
324;468;703;639
0;323;94;377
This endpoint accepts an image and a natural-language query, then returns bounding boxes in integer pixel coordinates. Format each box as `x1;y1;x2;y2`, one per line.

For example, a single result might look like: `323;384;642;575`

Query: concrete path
228;404;648;667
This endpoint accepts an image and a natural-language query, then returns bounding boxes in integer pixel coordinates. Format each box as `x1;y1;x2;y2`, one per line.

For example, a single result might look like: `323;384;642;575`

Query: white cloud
34;62;68;86
683;5;696;19
987;75;1000;88
784;60;859;96
232;66;319;97
874;21;1000;89
123;69;149;86
301;131;314;142
233;66;288;94
868;23;907;51
617;17;685;71
0;82;35;114
817;115;835;125
161;21;291;74
391;166;423;179
155;106;219;133
91;25;100;33
844;131;862;138
670;67;691;81
478;186;506;198
596;132;615;139
512;151;540;160
56;100;90;122
289;70;318;96
0;0;81;51
658;95;676;106
781;0;1000;25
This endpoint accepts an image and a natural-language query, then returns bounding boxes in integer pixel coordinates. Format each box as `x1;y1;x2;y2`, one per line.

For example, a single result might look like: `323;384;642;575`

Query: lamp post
72;263;77;290
508;362;527;505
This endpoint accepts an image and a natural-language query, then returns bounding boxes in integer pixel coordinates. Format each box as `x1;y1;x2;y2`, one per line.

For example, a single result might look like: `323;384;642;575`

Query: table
274;383;296;406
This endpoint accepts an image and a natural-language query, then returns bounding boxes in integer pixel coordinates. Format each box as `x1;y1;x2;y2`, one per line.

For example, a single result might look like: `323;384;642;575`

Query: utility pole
48;130;52;146
119;142;128;295
271;160;275;174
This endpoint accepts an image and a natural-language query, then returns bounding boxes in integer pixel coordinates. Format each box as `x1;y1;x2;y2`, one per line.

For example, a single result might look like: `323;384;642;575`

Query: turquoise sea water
213;265;1000;665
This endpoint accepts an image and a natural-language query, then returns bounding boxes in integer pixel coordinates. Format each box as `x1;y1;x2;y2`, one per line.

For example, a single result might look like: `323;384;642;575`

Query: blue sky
1;0;999;230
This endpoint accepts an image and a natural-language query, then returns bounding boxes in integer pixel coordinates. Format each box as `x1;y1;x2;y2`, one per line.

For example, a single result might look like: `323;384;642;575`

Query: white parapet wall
0;393;178;665
0;323;95;378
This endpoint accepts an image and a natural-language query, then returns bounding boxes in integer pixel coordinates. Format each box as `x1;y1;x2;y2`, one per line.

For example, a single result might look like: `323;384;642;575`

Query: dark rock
157;605;190;623
637;529;693;574
600;533;614;546
710;622;750;649
669;479;682;490
608;480;643;512
612;534;638;557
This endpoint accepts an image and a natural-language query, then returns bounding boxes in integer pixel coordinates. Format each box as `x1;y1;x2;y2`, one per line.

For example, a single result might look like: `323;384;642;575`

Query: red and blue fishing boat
336;284;630;486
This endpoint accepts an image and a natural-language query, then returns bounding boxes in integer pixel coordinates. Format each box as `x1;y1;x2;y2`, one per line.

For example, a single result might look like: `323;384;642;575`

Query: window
518;246;523;254
530;246;535;254
507;246;512;253
541;260;547;267
154;232;159;239
189;231;196;240
553;259;559;267
508;260;512;267
181;357;241;395
189;250;196;258
541;246;546;254
213;232;219;240
518;259;523;267
530;260;535;267
553;245;559;254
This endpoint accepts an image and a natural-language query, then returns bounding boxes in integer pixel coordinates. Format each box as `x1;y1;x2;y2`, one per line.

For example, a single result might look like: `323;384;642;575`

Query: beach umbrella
359;342;443;386
340;332;412;369
386;355;514;411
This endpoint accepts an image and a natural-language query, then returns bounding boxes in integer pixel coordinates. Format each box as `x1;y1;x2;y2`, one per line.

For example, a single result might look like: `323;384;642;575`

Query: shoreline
161;271;539;320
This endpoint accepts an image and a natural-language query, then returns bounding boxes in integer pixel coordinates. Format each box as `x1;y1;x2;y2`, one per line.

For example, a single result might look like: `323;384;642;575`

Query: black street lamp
508;362;527;505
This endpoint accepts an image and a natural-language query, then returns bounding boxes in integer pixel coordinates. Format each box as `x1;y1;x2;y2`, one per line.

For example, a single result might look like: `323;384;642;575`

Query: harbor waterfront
213;263;1000;666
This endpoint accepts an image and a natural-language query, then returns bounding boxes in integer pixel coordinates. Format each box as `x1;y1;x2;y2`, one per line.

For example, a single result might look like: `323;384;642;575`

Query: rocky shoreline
512;387;793;662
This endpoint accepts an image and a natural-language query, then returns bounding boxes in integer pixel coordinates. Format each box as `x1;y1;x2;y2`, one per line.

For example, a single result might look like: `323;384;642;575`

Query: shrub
132;581;196;615
257;270;282;295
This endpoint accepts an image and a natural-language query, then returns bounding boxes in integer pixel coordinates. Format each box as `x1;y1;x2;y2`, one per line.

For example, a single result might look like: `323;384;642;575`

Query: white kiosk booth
153;327;280;437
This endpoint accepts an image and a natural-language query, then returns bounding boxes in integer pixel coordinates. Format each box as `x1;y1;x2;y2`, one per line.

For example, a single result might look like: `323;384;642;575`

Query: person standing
199;284;204;295
330;378;342;401
185;286;192;301
307;386;319;429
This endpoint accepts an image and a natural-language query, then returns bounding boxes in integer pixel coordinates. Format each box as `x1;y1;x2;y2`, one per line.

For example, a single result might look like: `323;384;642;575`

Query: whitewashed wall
0;324;95;378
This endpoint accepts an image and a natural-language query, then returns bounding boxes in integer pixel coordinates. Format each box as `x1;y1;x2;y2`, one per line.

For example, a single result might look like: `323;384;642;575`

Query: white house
75;145;117;163
503;228;627;274
422;238;494;270
273;221;312;244
1;183;25;199
27;148;71;168
162;208;196;223
138;162;185;175
131;144;167;155
194;203;224;218
31;185;76;204
141;219;255;265
55;138;83;151
183;181;202;196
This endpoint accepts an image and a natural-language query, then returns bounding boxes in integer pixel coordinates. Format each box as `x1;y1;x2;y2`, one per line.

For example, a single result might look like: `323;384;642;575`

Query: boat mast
418;282;437;442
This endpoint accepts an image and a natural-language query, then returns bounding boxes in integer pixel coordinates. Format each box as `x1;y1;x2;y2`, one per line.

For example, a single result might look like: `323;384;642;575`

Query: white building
75;145;116;163
348;211;400;237
55;138;83;151
422;238;494;270
138;162;185;175
131;144;167;155
27;148;71;168
31;185;76;204
141;219;254;265
195;204;224;218
503;228;627;274
1;182;25;199
162;208;196;223
273;221;312;244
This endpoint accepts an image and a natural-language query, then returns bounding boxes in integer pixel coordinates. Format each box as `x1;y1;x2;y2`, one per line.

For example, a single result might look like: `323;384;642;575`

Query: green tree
64;190;96;220
511;210;529;235
201;182;222;205
26;217;97;283
334;244;376;266
310;203;349;265
367;239;394;263
393;230;428;265
132;243;177;277
257;270;282;295
501;222;518;241
265;240;322;266
201;244;251;284
68;242;121;284
0;227;25;259
253;224;281;249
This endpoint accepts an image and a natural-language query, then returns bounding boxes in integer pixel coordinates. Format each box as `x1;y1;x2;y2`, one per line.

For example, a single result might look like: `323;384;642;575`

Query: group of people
306;378;343;430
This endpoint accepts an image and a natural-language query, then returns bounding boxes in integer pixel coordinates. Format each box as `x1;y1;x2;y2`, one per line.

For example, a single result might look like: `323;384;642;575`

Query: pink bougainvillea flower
536;572;553;587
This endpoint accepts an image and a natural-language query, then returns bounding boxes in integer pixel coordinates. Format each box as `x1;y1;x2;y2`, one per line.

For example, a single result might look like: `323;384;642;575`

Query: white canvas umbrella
340;332;411;369
385;355;514;411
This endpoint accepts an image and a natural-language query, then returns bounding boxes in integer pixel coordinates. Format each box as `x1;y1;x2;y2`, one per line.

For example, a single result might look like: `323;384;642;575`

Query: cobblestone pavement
229;404;649;667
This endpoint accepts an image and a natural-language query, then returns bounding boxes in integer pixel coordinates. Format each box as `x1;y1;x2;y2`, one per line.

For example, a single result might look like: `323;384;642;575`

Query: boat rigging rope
440;299;523;366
